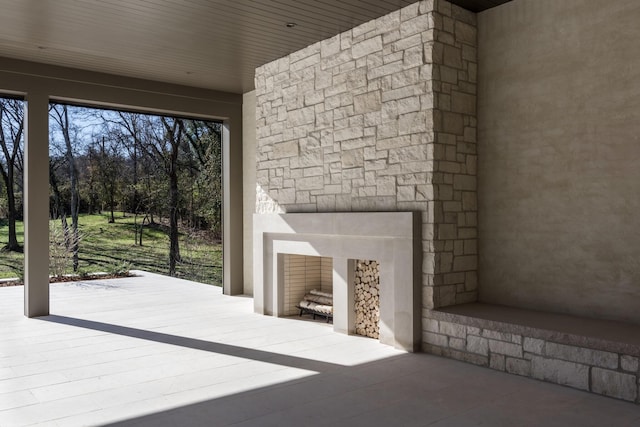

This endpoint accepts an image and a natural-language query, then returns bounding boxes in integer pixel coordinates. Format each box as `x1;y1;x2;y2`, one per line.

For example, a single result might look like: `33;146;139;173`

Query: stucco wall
478;0;640;323
254;0;478;315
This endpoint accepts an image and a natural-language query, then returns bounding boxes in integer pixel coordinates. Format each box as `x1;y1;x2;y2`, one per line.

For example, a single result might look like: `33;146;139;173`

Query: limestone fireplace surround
253;212;421;352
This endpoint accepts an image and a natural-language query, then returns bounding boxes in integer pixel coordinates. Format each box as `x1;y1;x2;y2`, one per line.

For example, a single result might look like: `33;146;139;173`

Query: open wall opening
1;58;244;317
0;94;228;287
0;96;25;282
46;102;224;285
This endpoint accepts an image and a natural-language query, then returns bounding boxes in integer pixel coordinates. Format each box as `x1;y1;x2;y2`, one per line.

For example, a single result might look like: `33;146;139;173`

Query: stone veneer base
424;303;640;404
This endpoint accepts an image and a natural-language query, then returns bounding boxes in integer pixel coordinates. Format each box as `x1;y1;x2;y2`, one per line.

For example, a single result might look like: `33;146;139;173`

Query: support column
222;112;244;295
24;92;50;317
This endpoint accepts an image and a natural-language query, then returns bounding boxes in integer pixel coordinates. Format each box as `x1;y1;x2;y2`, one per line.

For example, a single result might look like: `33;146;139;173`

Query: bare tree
184;121;222;237
101;111;157;243
47;106;221;280
0;98;24;252
104;111;144;214
113;113;186;275
159;117;184;276
89;136;122;223
50;104;81;271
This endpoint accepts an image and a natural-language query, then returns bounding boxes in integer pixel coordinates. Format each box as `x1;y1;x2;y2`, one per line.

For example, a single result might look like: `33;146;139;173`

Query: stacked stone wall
424;315;640;404
429;2;478;308
254;0;478;319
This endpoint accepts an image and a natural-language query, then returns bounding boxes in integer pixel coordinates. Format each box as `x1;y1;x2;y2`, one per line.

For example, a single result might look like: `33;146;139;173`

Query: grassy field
0;213;222;285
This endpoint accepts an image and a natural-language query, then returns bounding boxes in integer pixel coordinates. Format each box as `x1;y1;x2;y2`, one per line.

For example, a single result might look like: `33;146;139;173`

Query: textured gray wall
478;0;640;323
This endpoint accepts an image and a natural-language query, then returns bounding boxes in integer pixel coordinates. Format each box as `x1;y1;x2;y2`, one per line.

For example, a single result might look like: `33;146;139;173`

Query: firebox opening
283;254;333;318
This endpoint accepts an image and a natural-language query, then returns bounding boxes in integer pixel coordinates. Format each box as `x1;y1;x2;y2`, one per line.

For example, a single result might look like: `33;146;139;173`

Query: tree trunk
0;165;20;251
166;118;183;276
71;186;79;272
168;159;180;276
49;167;64;219
132;144;138;214
109;192;115;223
0;100;24;252
4;169;20;251
58;105;80;272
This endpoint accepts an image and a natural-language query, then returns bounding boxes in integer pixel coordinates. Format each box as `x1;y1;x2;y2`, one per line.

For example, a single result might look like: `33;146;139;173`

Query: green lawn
0;213;222;285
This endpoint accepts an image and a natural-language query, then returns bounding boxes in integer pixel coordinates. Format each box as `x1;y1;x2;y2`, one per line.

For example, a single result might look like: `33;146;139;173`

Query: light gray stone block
490;353;505;371
506;357;531;377
397;96;421;114
449;337;466;351
423;331;448;347
544;342;618;369
438;224;457;240
272;141;299;158
451;90;475;115
453;174;475;191
287;106;316;126
620;355;639;373
422;318;439;333
455;21;476;45
296;176;324;191
591;368;637;402
389;145;429;163
466;335;488;356
530;356;589;391
397;185;416;202
354;91;382;114
488;339;523;358
398;111;431;136
341;149;364;168
334;126;364;143
452;255;476;271
439;320;466;338
466;325;481;336
400;14;434;38
523;337;544;355
320;35;341;58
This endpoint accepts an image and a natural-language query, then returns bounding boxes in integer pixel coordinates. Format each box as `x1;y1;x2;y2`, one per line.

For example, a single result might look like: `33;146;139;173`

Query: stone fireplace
252;1;478;353
253;212;421;351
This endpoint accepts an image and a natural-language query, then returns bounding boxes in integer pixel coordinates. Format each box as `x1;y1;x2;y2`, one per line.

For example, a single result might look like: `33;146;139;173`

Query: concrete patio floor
1;272;639;426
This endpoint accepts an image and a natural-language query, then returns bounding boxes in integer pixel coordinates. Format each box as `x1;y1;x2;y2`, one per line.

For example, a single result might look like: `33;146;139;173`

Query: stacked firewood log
354;259;380;339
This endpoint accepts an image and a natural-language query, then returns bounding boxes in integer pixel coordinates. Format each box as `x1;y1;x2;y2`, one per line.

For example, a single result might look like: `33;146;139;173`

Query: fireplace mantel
253;212;421;352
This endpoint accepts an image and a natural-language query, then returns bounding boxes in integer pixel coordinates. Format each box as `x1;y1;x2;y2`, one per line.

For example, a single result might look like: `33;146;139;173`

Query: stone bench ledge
429;302;640;357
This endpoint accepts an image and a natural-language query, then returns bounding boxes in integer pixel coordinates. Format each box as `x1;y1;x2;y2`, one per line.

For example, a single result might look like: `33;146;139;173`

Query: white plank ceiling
0;0;509;94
